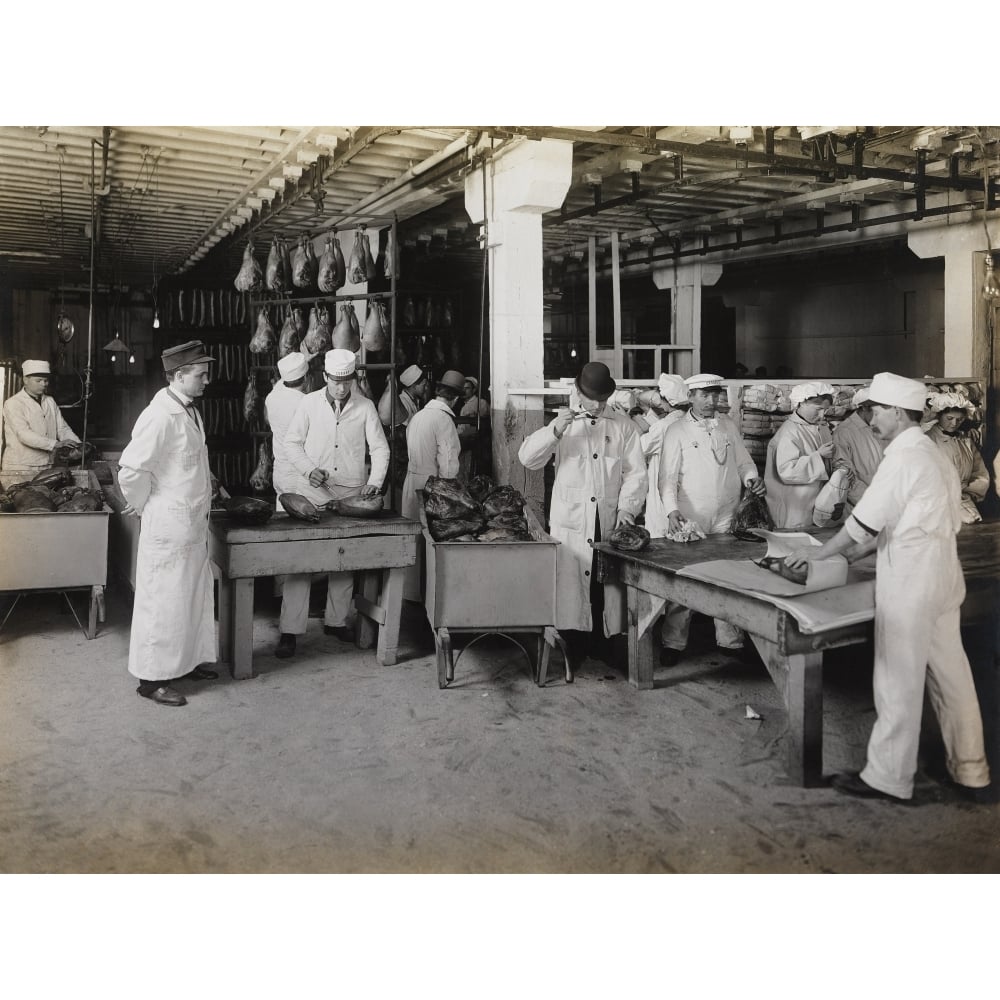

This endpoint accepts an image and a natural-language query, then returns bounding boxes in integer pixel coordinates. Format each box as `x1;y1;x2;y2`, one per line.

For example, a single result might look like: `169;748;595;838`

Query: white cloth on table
764;411;832;529
117;387;216;682
845;425;989;799
1;388;80;471
518;406;646;635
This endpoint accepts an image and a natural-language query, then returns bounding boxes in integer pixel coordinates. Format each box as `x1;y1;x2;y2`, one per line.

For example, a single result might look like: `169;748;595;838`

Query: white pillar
465;139;573;503
651;260;723;376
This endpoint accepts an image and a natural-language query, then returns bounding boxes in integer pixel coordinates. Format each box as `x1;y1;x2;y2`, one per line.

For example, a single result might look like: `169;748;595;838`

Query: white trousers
279;571;354;634
861;594;990;799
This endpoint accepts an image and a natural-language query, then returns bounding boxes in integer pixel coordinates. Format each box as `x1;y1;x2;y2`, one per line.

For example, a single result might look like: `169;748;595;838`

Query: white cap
399;364;423;388
789;381;835;406
684;373;725;390
325;348;357;379
927;390;975;415
277;352;308;382
22;359;51;377
658;373;688;405
868;372;928;411
851;386;870;407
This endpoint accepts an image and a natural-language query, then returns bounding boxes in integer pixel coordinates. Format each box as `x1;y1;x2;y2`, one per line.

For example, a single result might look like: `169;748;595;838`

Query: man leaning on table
275;348;389;660
785;371;992;804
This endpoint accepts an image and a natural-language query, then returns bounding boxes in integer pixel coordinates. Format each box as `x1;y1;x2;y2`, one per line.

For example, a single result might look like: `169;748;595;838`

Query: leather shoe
831;772;911;804
275;633;296;659
948;780;998;804
324;625;354;644
659;648;683;667
137;685;187;707
186;664;219;681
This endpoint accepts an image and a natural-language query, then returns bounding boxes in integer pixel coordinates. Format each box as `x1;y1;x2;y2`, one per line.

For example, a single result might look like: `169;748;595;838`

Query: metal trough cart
419;501;571;688
0;469;109;638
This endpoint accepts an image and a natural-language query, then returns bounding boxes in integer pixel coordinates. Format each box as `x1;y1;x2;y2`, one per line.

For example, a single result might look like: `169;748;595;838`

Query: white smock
832;411;884;507
1;389;81;471
402;398;461;602
264;382;309;499
924;424;988;524
280;387;389;633
764;411;832;528
656;410;759;651
117;388;216;681
638;408;685;538
845;425;990;798
518;404;646;635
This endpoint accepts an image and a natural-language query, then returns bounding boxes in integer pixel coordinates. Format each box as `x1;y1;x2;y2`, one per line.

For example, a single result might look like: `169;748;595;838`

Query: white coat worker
764;381;837;528
785;371;992;804
401;369;464;603
832;386;884;509
638;372;689;539
1;359;81;471
378;363;429;429
117;341;219;707
924;390;989;524
265;351;311;501
518;361;647;669
457;376;490;481
657;373;766;665
276;348;390;659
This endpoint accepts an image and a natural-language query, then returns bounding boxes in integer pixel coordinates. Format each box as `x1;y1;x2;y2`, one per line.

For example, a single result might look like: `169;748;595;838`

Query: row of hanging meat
209;446;266;490
172;287;249;330
250;301;392;358
234;228;394;295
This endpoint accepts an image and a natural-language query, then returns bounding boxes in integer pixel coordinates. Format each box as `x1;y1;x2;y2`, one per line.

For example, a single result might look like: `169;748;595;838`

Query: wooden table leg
627;585;656;690
217;573;233;668
752;635;824;787
231;577;255;680
376;566;404;666
355;569;381;650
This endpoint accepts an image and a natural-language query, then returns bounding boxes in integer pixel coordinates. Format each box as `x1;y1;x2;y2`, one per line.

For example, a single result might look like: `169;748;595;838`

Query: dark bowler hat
575;361;616;401
437;370;465;392
162;340;215;372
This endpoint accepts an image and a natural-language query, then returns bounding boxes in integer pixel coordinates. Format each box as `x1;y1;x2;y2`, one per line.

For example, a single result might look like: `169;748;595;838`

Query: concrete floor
1;580;998;873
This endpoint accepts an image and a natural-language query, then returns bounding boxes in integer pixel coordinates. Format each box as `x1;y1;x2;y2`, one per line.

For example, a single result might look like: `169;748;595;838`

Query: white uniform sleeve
732;429;759;485
518;421;561;471
966;444;989;502
284;399;315;479
4;398;57;453
774;426;828;484
848;454;904;538
656;422;684;514
54;403;81;445
617;420;648;517
437;414;461;480
117;409;168;514
365;403;390;488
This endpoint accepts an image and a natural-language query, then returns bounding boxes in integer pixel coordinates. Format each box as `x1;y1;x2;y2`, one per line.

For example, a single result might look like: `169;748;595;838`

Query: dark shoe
275;633;296;659
659;648;683;667
324;624;355;644
831;772;910;804
948;780;998;804
186;664;219;681
137;684;187;707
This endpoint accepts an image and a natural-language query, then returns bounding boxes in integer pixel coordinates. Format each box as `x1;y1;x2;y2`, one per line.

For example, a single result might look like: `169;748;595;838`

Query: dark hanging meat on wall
355;369;375;401
332;306;360;352
332;232;347;288
265;238;284;293
348;303;360;341
318;234;339;293
249;307;276;353
303;306;331;355
280;237;293;291
277;309;300;358
292;235;317;289
249;439;273;492
383;229;394;281
362;232;377;280
362;304;387;352
292;305;307;338
243;376;262;425
234;242;263;293
348;231;366;284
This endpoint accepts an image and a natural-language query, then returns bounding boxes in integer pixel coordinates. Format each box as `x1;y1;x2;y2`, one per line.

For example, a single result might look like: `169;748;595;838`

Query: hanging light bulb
983;254;1000;302
570;347;577;358
128;353;135;364
152;309;160;329
111;354;117;363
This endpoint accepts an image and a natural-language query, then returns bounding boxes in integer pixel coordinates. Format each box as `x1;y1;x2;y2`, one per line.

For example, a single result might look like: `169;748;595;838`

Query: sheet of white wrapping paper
748;529;849;593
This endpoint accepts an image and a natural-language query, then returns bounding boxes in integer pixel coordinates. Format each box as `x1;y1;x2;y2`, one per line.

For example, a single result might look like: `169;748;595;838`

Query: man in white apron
657;373;766;665
639;372;690;539
401;370;464;603
117;341;218;707
518;362;647;670
264;351;310;500
1;359;81;471
276;348;389;659
786;371;992;803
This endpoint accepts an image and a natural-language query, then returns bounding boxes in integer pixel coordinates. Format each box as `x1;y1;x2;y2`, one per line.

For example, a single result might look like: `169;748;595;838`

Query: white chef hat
325;348;357;379
658;373;688;405
22;359;51;377
789;381;835;406
868;372;928;411
608;388;636;412
851;386;871;407
277;352;308;382
684;373;725;390
399;364;423;388
927;390;976;415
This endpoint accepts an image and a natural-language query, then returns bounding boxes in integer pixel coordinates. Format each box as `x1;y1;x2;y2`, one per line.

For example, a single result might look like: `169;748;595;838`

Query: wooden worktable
209;510;421;679
597;520;1000;786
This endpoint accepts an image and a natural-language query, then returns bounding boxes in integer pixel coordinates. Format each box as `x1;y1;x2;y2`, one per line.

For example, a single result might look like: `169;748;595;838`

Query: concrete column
651;260;723;377
465;139;572;506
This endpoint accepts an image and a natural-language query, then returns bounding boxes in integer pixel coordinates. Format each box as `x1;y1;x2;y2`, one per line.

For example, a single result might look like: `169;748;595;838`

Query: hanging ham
250;307;276;353
265;238;285;293
348;303;360;340
332;231;347;289
292;235;317;289
362;231;378;280
302;306;332;355
249;439;273;493
280;237;293;291
383;229;395;281
348;231;366;284
332;305;360;352
244;376;262;425
234;242;263;293
278;309;301;359
317;234;339;293
355;368;375;401
362;303;388;352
